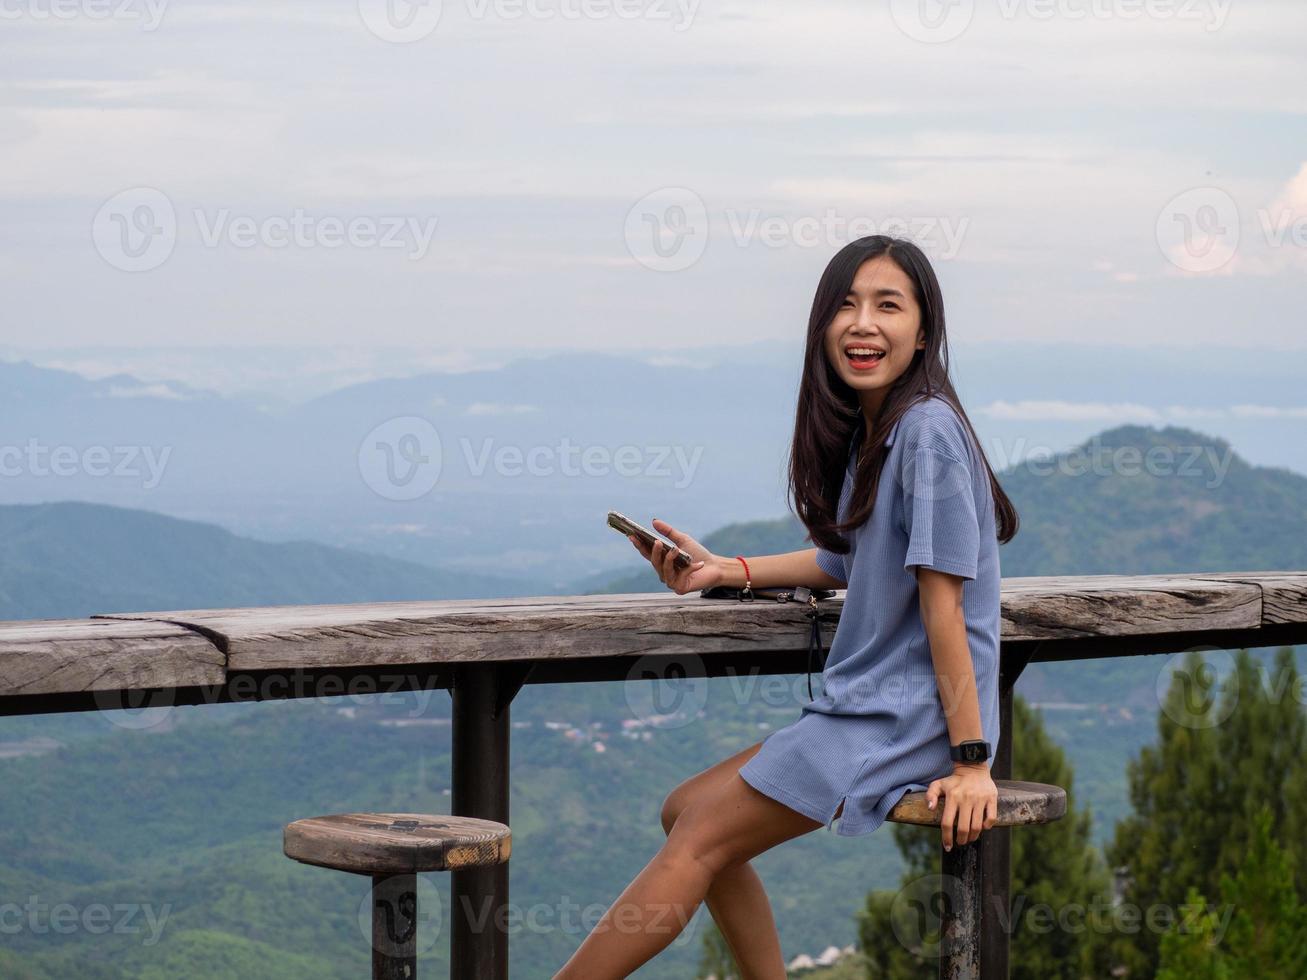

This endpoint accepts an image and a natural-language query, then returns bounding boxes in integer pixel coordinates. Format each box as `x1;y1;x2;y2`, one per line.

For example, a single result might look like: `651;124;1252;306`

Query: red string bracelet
734;555;753;600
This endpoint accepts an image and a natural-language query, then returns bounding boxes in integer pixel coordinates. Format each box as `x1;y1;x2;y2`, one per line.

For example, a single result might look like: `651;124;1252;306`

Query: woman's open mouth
845;345;886;371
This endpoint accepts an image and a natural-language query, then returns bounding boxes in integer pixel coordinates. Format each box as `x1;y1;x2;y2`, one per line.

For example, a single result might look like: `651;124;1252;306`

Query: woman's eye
840;299;855;308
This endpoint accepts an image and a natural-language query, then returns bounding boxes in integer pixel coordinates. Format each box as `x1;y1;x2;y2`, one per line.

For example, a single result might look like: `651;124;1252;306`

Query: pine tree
1155;805;1307;978
857;694;1114;978
1107;647;1307;976
1154;886;1231;980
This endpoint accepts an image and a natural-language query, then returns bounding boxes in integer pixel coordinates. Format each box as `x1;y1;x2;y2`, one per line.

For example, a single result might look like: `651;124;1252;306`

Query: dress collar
847;415;904;470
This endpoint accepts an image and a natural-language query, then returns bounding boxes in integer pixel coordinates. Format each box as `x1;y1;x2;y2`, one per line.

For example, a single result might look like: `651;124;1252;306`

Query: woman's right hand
627;518;724;595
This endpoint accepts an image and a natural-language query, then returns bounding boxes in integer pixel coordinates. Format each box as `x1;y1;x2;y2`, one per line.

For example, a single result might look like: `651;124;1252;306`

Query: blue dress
737;395;1002;836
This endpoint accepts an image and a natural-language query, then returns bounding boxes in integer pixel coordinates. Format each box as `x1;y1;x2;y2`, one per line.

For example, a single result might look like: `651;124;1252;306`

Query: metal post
940;837;983;980
980;684;1015;977
451;664;511;979
372;872;418;980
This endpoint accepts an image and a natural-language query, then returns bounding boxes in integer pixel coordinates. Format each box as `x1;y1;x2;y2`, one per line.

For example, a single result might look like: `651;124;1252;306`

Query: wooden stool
886;779;1066;980
283;812;511;980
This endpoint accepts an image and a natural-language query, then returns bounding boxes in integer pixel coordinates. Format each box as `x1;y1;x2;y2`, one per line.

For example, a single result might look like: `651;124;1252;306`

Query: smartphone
607;510;695;570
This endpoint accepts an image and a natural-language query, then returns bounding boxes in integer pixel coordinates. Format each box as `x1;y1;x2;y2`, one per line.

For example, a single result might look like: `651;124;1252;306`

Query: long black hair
789;235;1018;554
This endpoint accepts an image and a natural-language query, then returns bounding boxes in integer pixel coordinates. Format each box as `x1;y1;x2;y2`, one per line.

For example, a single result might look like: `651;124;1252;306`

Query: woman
555;235;1019;979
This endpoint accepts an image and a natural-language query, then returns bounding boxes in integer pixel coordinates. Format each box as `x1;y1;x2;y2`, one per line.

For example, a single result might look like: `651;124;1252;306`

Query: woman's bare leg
552;765;829;980
661;741;788;978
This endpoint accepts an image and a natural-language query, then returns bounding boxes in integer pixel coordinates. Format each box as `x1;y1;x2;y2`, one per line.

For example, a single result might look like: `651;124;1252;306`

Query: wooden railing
3;571;1306;977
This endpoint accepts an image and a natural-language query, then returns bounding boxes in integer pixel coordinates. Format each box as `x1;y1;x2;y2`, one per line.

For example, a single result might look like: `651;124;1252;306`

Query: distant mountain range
5;421;1304;620
4;345;1306;585
0;501;528;620
590;423;1307;592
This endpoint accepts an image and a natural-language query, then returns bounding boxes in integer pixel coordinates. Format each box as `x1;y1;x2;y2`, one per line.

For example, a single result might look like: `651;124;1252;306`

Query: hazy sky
3;0;1306;358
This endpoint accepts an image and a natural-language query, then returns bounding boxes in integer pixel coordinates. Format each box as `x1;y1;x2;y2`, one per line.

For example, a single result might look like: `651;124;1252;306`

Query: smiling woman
555;237;1021;979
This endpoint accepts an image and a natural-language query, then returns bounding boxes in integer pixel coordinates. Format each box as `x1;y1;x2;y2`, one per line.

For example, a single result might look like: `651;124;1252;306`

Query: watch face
963;744;983;762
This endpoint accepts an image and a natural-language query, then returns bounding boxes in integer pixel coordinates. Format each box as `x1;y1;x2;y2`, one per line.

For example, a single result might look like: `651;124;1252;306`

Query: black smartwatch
949;739;991;765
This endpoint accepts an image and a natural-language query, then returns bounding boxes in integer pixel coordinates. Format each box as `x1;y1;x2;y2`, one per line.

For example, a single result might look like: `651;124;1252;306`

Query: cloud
464;402;539;416
1230;404;1307;419
980;400;1163;422
101;383;190;400
980;400;1307;422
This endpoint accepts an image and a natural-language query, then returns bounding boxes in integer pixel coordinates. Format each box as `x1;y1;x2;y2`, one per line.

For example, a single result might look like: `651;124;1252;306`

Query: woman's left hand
925;764;998;851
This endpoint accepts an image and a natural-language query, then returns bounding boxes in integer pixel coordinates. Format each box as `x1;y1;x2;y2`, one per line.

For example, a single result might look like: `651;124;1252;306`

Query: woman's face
823;254;926;419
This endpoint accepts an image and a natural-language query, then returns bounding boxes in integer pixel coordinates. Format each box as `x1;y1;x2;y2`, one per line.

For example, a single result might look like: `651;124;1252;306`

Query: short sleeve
900;446;980;580
815;545;848;585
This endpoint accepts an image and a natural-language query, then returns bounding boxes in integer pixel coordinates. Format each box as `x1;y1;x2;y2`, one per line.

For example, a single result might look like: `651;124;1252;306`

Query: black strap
804;602;839;700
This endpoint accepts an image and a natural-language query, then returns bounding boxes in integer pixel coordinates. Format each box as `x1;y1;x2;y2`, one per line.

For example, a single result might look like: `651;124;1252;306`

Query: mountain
8;343;1306;585
997;424;1307;574
585;423;1307;592
0;501;533;619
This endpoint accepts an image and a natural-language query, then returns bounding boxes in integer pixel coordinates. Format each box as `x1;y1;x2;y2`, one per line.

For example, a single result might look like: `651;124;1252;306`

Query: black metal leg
940;837;982;980
980;685;1014;978
372;873;418;980
451;664;511;980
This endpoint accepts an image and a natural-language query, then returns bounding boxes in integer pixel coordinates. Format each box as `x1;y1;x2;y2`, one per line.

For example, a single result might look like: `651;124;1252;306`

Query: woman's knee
660;783;692;835
661;801;751;878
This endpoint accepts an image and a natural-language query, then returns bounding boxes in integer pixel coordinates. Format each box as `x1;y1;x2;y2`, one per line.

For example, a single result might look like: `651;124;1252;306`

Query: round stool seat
283;812;511;877
887;778;1066;828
